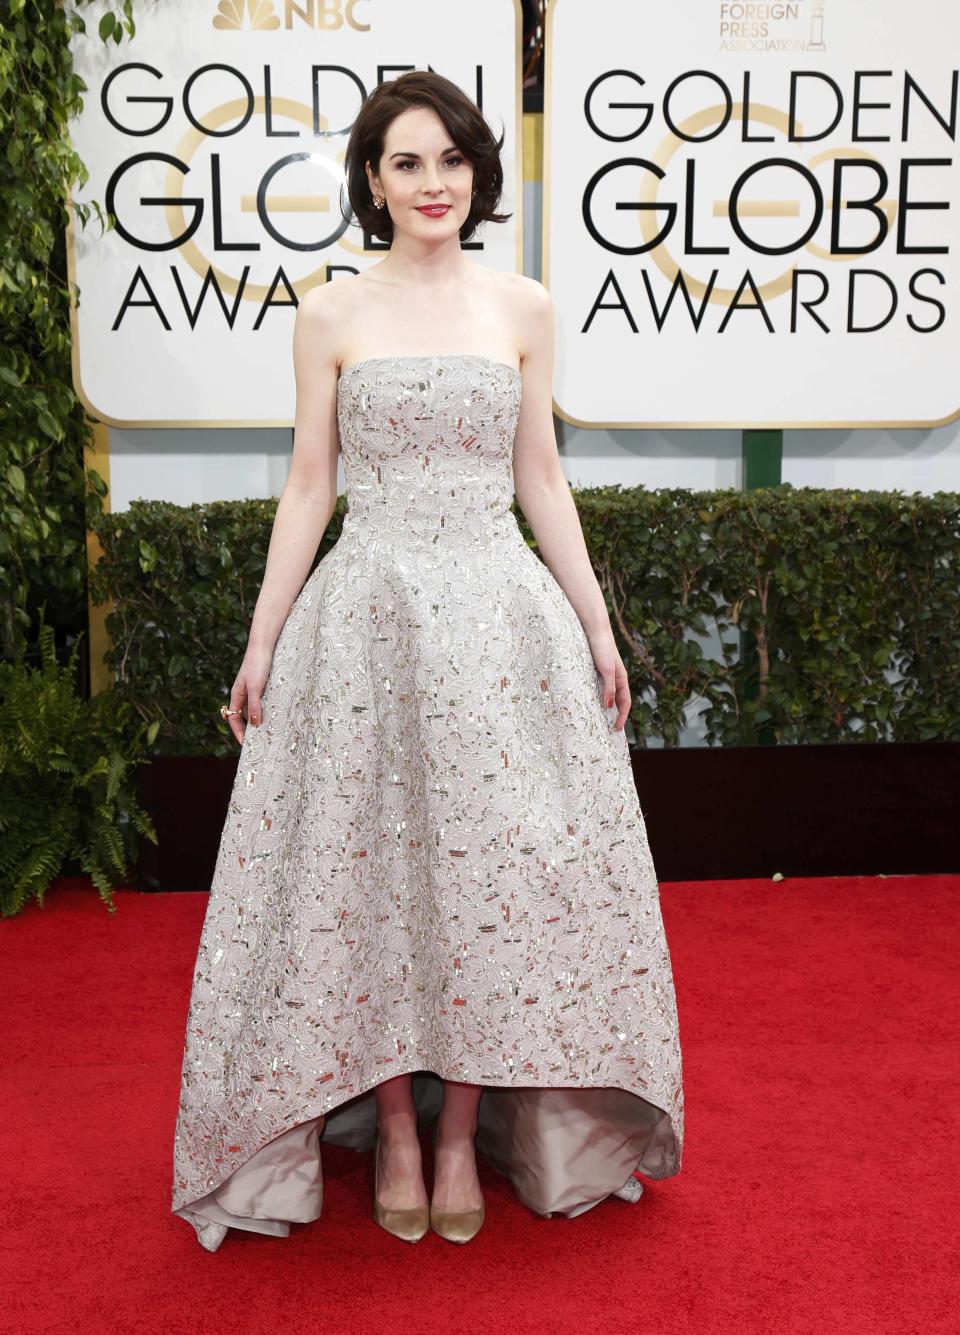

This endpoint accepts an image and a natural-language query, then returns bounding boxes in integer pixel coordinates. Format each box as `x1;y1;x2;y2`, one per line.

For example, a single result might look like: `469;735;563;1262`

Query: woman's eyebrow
388;146;460;160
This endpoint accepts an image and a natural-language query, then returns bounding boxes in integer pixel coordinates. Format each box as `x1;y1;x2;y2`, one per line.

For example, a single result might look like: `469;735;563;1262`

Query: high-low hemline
174;1064;681;1249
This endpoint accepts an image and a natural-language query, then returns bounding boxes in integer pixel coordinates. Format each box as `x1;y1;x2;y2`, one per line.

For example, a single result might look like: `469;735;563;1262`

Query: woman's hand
225;644;274;745
586;625;631;732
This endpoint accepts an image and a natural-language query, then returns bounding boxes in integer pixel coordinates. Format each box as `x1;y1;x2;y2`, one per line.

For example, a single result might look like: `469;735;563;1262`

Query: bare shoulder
492;270;552;318
294;279;359;370
296;279;351;325
293;281;348;380
484;271;552;364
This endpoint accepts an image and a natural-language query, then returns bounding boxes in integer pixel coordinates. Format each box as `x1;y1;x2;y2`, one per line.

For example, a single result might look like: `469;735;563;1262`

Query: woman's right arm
226;284;342;744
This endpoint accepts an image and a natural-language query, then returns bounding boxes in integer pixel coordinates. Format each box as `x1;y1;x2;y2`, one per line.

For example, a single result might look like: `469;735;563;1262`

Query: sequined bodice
336;354;523;543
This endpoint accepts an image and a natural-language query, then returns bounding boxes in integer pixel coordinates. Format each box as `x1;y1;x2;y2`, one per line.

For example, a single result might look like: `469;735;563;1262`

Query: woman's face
366;106;474;243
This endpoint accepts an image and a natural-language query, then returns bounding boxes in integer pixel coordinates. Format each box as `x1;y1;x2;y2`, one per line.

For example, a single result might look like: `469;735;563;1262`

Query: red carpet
3;874;958;1335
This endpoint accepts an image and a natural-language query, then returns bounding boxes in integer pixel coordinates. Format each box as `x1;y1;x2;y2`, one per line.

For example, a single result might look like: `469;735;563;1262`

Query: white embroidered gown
171;354;684;1251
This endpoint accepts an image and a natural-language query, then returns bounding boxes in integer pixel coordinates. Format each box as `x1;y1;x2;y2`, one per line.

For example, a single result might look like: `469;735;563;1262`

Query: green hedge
87;482;960;754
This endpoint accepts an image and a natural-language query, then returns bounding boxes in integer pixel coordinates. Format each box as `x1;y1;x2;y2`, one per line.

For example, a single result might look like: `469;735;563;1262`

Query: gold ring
220;705;242;719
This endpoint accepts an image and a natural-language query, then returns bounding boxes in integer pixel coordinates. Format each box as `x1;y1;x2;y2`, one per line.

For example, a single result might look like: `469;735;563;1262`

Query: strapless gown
171;354;684;1251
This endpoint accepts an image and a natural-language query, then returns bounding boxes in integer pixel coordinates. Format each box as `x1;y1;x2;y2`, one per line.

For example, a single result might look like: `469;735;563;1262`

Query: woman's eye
395;157;463;170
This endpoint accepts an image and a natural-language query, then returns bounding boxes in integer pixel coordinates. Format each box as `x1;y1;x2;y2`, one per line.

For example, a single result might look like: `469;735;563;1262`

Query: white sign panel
67;0;522;426
545;0;960;428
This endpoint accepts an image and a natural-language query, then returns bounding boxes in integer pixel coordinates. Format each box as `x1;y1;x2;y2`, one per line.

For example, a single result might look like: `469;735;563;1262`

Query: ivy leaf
37;409;61;440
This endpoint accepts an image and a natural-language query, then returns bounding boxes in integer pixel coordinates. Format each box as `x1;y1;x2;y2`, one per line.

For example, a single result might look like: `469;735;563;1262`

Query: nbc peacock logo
212;0;281;31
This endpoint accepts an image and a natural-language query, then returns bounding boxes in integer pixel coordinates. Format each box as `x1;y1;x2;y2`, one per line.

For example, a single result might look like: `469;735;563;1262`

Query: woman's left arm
511;278;631;732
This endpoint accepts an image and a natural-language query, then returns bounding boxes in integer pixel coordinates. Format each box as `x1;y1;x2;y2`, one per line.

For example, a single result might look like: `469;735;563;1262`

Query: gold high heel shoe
373;1132;429;1243
429;1197;485;1244
429;1124;486;1244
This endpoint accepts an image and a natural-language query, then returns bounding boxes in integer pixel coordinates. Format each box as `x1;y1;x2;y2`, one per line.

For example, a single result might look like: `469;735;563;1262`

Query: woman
171;69;683;1252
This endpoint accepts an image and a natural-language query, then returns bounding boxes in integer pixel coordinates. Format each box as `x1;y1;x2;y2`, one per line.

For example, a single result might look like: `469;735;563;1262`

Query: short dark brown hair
342;70;512;245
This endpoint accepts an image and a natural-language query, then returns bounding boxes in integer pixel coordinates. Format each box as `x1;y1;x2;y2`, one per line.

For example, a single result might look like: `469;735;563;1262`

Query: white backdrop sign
67;0;522;426
544;0;960;428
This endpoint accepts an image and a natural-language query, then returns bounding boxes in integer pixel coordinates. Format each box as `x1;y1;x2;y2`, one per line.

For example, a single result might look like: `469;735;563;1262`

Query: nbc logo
213;0;281;30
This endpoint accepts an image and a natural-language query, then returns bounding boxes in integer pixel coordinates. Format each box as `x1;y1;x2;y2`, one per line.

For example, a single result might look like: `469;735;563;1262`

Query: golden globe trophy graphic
809;2;826;52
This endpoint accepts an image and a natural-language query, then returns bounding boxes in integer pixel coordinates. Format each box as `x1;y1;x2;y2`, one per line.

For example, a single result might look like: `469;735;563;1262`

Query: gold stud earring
373;193;385;209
